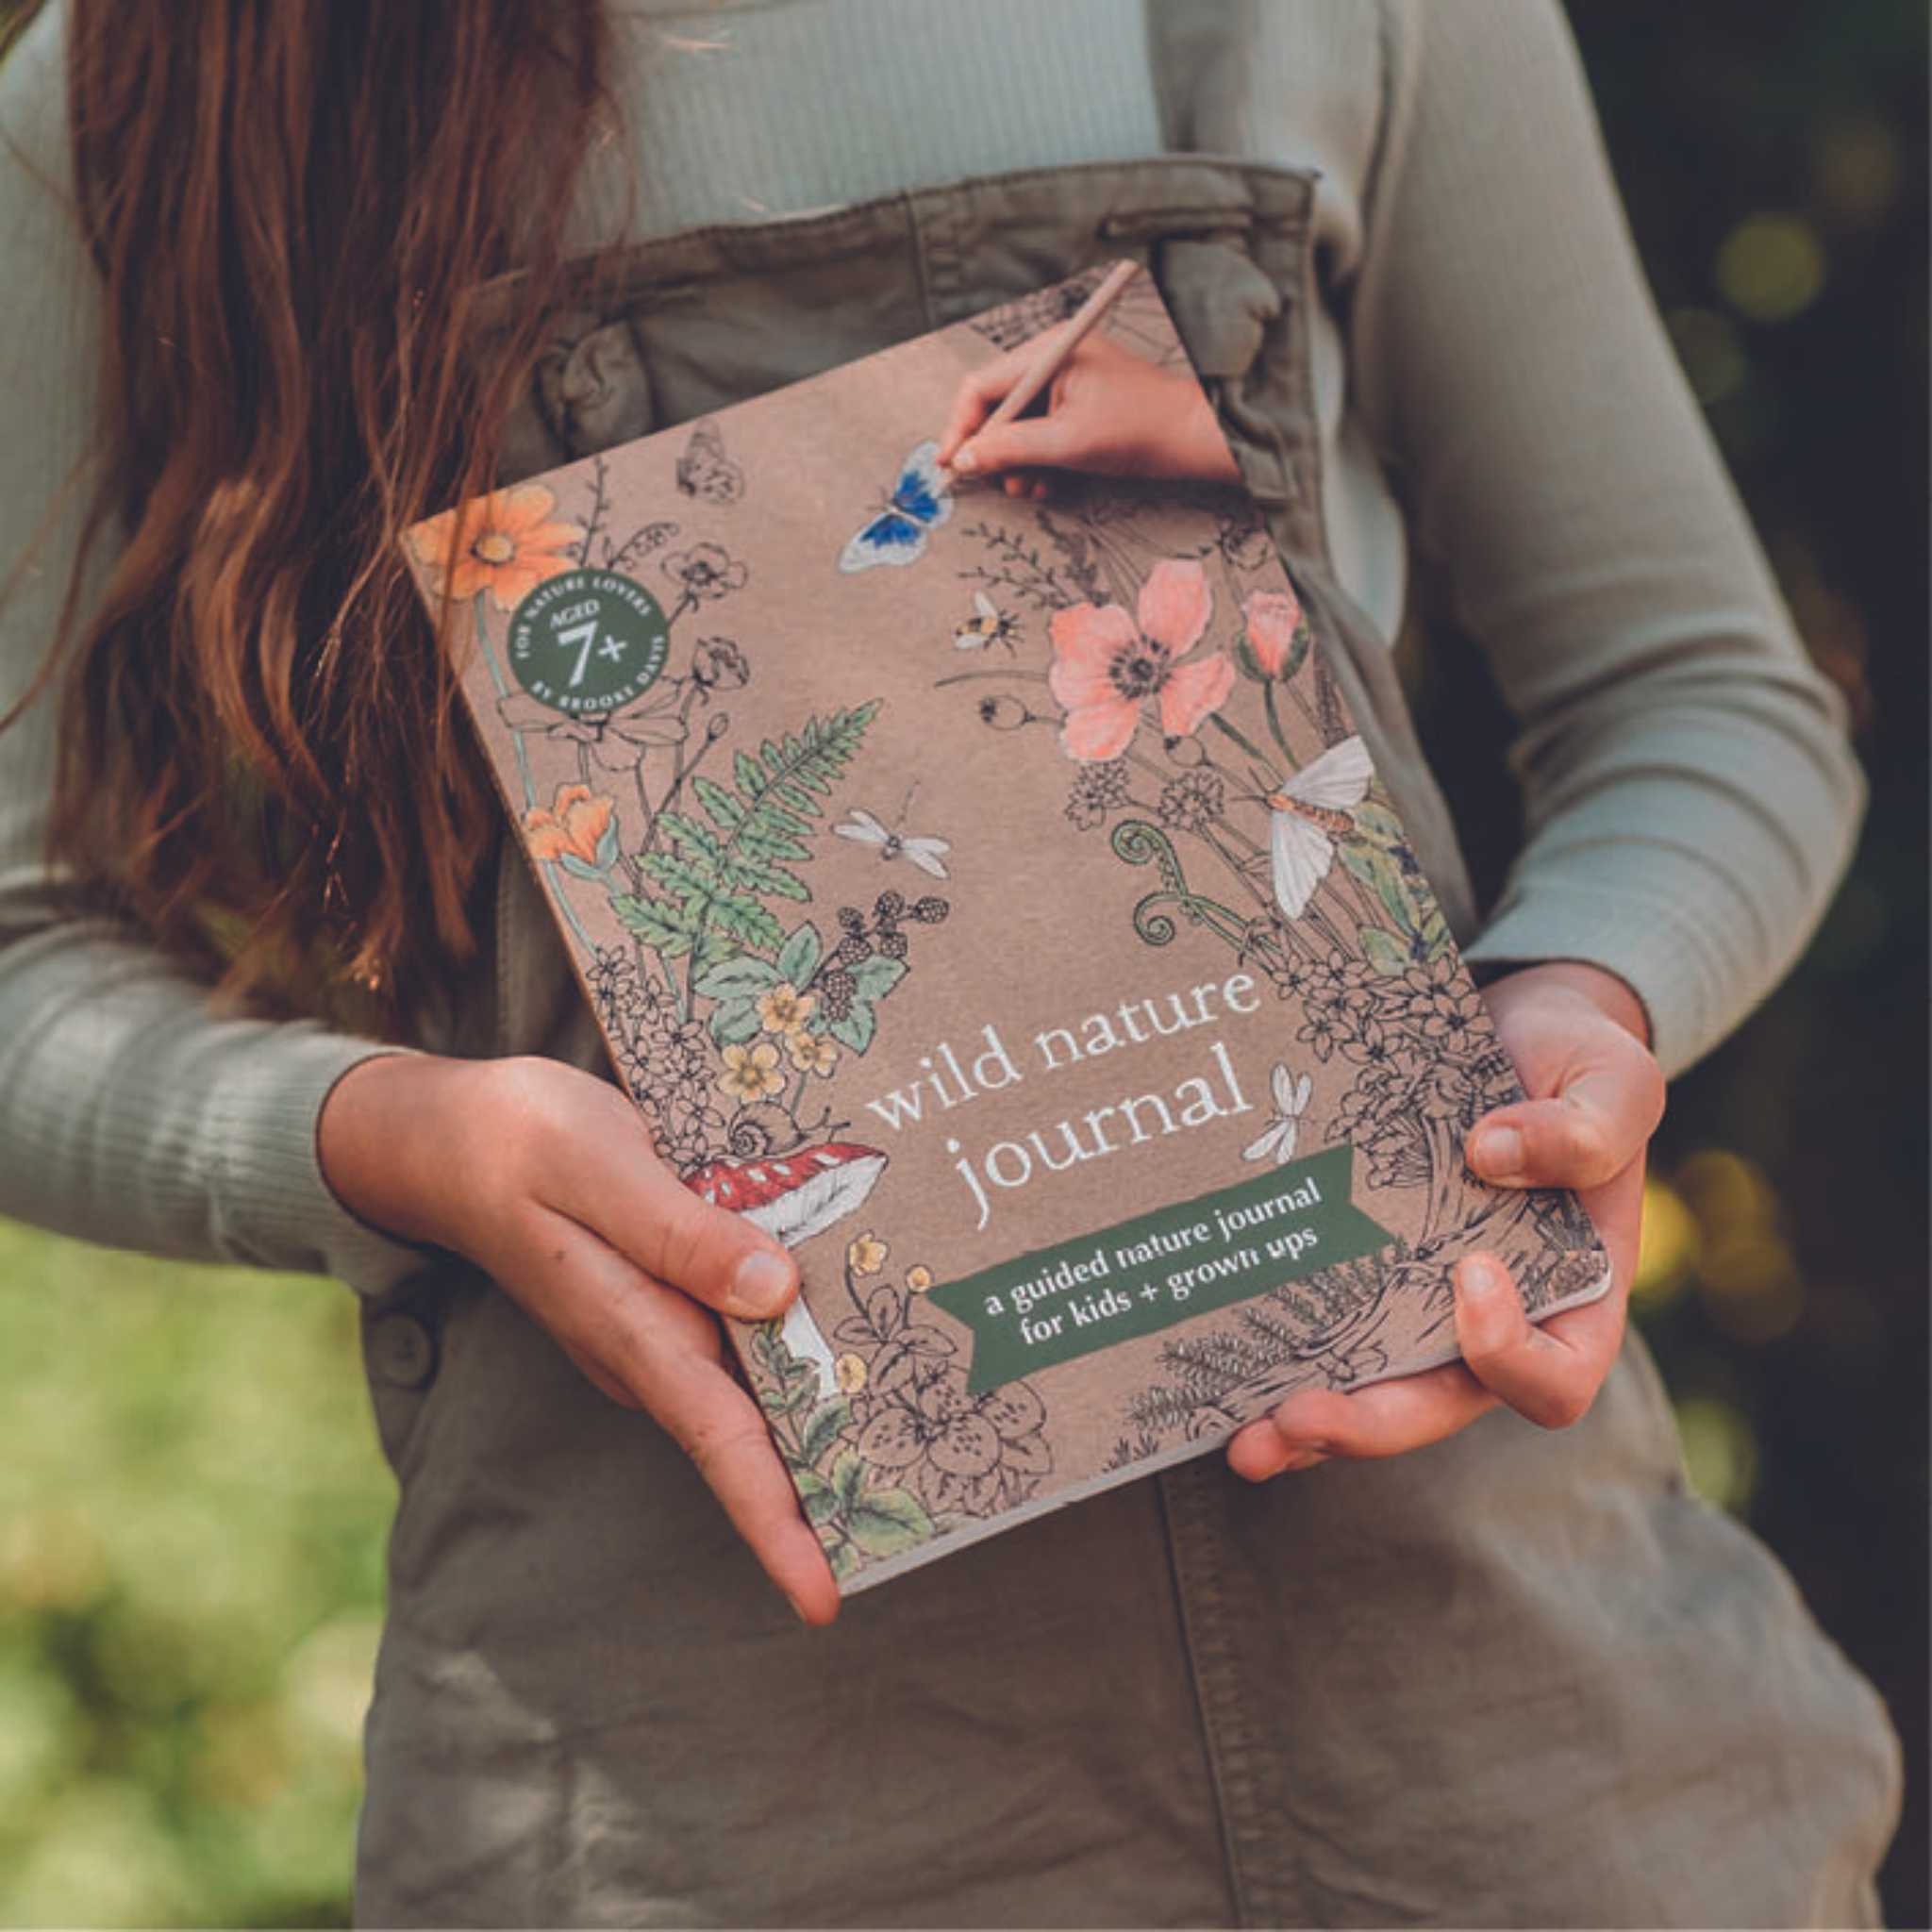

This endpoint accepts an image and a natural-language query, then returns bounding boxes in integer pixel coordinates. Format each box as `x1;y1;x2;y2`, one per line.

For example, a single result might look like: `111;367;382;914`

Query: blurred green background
0;1;1924;1925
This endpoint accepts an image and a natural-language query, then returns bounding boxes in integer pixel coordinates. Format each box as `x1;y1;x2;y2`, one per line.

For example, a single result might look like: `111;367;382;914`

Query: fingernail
1459;1255;1503;1300
1472;1125;1524;1180
730;1248;793;1319
952;442;979;474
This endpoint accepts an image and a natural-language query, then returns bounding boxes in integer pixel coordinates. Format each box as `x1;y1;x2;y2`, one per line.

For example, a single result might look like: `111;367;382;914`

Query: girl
0;1;1902;1924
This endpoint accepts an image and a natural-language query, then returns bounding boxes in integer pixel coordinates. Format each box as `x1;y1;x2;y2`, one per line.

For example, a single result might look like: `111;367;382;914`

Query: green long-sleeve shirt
0;0;1863;1293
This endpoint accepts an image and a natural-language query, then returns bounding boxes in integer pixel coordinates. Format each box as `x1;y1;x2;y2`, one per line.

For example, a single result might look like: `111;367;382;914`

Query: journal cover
401;261;1610;1592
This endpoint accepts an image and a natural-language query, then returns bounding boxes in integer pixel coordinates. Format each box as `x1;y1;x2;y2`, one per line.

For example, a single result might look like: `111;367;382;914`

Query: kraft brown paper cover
401;263;1610;1593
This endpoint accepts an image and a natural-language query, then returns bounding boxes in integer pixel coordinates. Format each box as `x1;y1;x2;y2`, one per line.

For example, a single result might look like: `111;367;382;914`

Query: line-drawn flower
1047;558;1234;761
496;681;688;772
663;541;748;604
522;783;617;869
787;1030;839;1077
690;635;751;694
408;483;583;613
853;1361;1050;1517
1157;767;1226;834
1065;758;1133;831
718;1040;786;1105
758;982;815;1035
1240;587;1307;679
1242;1064;1313;1166
848;1231;890;1276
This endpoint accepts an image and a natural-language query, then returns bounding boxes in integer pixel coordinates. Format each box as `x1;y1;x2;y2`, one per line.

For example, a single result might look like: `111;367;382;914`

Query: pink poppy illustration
1047;558;1235;761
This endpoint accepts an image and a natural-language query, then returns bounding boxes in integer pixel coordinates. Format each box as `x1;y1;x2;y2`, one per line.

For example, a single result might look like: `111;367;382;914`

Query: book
400;261;1611;1592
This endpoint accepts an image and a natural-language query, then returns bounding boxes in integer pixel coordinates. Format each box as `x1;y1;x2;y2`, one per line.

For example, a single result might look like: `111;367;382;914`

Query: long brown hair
1;0;625;1035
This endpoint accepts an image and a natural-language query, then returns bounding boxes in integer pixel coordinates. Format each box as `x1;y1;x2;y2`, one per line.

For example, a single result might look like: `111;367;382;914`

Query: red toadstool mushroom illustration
681;1141;889;1393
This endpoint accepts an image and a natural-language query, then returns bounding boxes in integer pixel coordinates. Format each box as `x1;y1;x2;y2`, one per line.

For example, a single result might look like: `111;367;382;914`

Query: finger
1466;1041;1663;1190
954;413;1078;479
508;1208;840;1623
935;341;1040;463
540;1109;799;1322
1451;1250;1621;1430
1228;1358;1501;1479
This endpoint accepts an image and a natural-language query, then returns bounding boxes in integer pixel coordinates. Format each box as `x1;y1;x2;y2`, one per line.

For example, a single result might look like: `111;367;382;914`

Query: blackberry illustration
821;970;857;1019
912;897;950;924
874;889;906;922
835;933;872;967
836;906;866;938
877;930;909;961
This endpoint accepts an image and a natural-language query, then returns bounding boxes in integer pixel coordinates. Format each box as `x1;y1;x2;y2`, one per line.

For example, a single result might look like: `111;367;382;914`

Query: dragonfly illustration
834;785;952;878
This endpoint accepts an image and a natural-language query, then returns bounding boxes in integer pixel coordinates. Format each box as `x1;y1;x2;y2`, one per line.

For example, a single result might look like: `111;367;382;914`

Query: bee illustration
1263;734;1374;920
952;590;1021;653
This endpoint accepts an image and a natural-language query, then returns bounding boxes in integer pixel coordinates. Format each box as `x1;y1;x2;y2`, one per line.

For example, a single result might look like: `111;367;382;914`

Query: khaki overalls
349;139;1903;1930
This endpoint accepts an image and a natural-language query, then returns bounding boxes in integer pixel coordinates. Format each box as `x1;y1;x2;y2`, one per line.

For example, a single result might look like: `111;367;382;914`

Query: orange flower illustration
408;483;584;613
1047;558;1234;761
1240;587;1305;678
522;783;615;868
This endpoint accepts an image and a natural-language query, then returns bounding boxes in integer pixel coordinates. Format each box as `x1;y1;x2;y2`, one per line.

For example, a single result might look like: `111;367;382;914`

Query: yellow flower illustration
717;1040;786;1105
847;1232;890;1276
522;783;615;868
906;1265;934;1294
834;1354;869;1395
787;1030;839;1077
407;482;584;613
758;982;816;1034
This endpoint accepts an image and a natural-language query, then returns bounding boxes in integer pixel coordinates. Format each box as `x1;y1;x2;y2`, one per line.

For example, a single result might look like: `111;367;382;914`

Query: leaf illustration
829;1448;868;1508
693;957;781;1000
612;891;700;957
848;956;907;1003
828;999;877;1054
846;1487;935;1557
791;1468;840;1525
708;997;762;1046
776;923;823;988
1358;925;1410;974
639;705;879;975
799;1397;853;1466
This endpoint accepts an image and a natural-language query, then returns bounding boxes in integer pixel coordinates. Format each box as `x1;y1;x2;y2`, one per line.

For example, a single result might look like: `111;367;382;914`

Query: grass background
0;0;1924;1923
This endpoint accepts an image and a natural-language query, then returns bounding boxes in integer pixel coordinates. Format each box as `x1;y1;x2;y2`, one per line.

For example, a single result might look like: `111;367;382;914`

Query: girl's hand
936;328;1242;499
1226;962;1664;1479
318;1051;840;1624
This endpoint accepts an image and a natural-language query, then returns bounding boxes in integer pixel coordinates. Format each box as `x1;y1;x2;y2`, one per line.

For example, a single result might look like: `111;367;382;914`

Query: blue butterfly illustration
837;440;954;574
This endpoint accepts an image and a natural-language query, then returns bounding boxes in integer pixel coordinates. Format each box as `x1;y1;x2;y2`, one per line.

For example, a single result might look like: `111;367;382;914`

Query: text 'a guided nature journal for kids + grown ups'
400;261;1610;1592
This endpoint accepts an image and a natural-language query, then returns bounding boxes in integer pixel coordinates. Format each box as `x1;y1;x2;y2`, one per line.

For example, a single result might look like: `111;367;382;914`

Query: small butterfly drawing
1242;1064;1313;1167
834;805;952;878
1264;734;1374;920
953;590;1020;652
676;417;743;505
838;441;953;574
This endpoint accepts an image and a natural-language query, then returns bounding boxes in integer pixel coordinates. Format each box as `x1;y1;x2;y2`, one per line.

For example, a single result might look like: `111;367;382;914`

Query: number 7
556;620;599;689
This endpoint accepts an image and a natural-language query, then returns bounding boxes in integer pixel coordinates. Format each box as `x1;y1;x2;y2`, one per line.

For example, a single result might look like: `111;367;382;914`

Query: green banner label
925;1144;1393;1393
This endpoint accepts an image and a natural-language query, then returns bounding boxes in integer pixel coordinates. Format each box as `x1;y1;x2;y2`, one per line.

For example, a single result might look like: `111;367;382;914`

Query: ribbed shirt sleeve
0;7;434;1294
1348;0;1866;1076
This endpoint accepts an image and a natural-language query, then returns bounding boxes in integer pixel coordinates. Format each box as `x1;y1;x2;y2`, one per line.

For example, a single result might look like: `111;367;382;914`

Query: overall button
368;1311;439;1391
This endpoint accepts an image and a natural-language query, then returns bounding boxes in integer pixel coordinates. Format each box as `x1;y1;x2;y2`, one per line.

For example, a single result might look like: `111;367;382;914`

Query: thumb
1467;1046;1664;1191
551;1128;801;1322
952;413;1078;477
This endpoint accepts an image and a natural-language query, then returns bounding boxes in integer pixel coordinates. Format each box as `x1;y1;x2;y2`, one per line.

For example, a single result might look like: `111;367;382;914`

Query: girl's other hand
936;328;1242;500
1226;961;1664;1479
317;1052;840;1624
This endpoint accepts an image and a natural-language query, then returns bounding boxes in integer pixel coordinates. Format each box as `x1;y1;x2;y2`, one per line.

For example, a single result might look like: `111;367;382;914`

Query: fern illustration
614;703;878;971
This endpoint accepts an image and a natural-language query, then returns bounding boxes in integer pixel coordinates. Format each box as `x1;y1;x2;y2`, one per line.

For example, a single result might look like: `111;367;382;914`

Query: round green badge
507;568;671;715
